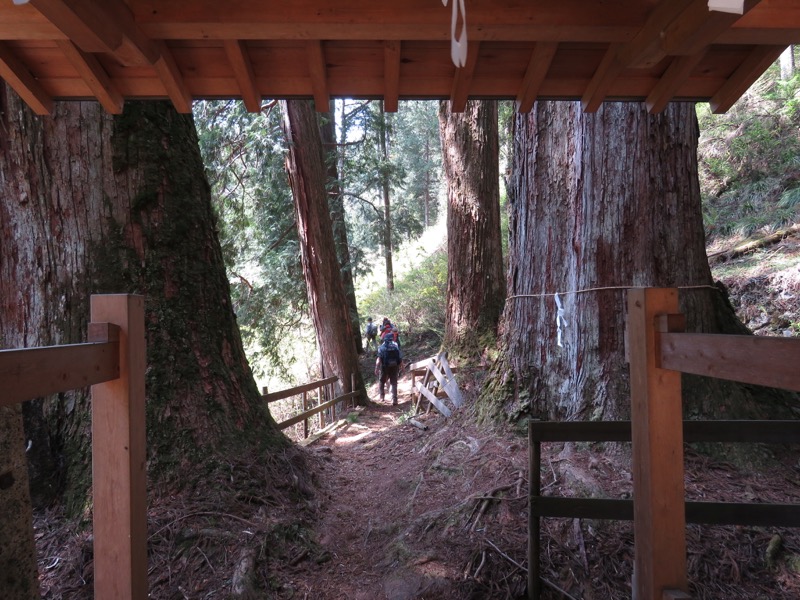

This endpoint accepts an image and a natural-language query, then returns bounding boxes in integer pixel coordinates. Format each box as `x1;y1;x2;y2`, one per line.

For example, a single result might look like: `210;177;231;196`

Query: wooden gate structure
0;294;146;600
528;287;800;599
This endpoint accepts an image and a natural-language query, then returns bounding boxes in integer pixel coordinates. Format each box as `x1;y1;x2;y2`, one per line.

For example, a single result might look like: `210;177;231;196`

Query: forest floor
33;234;800;599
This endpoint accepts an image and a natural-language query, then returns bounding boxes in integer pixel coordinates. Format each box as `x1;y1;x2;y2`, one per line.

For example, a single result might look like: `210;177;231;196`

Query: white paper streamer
442;0;468;67
554;293;568;348
708;0;744;14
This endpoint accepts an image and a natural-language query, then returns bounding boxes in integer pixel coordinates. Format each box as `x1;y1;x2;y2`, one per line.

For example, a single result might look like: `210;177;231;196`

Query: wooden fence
528;287;800;600
0;294;146;600
263;374;359;438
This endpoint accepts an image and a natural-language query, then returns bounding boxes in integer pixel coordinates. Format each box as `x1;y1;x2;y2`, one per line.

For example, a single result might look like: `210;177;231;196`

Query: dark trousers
380;364;399;402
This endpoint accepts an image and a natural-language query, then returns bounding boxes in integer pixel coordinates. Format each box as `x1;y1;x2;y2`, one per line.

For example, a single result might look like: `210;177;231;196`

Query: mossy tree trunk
485;101;798;422
0;85;285;516
319;103;363;354
281;99;366;401
439;100;506;353
0;405;40;600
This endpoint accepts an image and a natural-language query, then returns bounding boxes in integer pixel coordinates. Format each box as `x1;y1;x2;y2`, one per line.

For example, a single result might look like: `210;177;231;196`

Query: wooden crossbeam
0;41;53;115
28;0;122;53
224;40;261;112
515;41;557;113
646;52;706;114
710;44;786;113
153;41;192;113
306;39;329;112
0;340;119;406
581;44;624;113
263;376;338;402
660;0;760;58
658;330;800;392
449;40;480;113
56;39;123;113
617;0;695;68
415;380;452;417
383;40;401;113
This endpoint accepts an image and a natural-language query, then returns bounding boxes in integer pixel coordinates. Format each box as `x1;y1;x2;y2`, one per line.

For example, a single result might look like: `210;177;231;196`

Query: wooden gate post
627;288;688;600
90;294;147;600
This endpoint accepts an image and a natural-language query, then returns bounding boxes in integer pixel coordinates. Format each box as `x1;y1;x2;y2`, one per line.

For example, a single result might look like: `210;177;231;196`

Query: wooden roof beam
224;40;261;113
661;0;762;58
0;41;53;115
55;39;123;114
516;42;557;113
28;0;121;54
383;40;400;113
306;40;329;112
449;41;480;113
581;44;624;113
153;42;192;113
646;52;706;114
617;0;695;68
710;44;786;113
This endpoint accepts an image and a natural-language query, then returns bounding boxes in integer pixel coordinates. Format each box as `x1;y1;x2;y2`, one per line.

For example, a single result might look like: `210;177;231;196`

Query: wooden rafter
383;40;401;113
449;41;480;113
516;42;558;113
646;52;706;114
617;0;695;68
306;40;329;112
0;41;53;115
660;0;761;58
224;40;261;113
710;44;786;113
28;0;122;53
56;39;123;114
3;0;800;114
153;41;192;113
581;44;624;113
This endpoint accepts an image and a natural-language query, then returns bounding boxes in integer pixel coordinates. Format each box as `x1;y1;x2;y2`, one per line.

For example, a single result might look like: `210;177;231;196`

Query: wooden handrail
277;390;359;429
262;375;338;402
0;335;119;407
529;420;800;444
658;331;800;392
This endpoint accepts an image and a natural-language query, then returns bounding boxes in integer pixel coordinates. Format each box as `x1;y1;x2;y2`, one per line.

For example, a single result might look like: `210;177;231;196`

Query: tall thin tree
281;99;366;400
439;100;506;351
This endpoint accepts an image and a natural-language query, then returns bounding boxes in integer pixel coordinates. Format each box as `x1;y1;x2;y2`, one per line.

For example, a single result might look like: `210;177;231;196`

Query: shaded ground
33;235;800;598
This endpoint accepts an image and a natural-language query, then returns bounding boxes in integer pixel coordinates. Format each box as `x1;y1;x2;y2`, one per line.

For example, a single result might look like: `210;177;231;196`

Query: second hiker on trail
365;317;378;351
374;332;403;405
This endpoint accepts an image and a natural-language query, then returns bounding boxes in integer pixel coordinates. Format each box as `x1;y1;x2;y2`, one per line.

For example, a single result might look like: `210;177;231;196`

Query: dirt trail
280;371;530;599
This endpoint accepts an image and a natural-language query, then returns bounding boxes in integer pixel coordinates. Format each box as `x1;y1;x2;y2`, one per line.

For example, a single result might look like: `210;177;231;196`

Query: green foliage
698;50;800;243
194;100;312;381
358;244;448;342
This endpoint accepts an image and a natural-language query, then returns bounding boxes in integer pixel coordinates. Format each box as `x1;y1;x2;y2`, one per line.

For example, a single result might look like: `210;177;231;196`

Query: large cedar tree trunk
487;101;797;422
439;100;506;351
0;87;285;513
319;103;363;354
281;100;366;400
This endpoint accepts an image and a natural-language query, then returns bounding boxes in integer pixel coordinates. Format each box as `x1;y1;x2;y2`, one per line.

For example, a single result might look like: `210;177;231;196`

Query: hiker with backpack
379;317;400;348
365;317;378;351
374;332;403;405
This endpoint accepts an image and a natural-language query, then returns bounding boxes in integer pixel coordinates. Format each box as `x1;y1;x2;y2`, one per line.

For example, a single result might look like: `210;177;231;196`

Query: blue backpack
383;341;400;367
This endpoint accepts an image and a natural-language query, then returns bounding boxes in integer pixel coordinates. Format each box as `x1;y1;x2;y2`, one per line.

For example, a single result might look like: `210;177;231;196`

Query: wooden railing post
90;294;147;600
627;288;688;599
528;420;541;600
302;391;309;439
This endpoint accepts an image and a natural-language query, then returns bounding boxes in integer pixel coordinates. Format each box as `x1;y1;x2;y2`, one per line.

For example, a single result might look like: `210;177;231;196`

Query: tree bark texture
0;405;40;600
0;86;282;510
439;100;506;351
319;104;363;354
281;99;366;401
494;101;797;422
